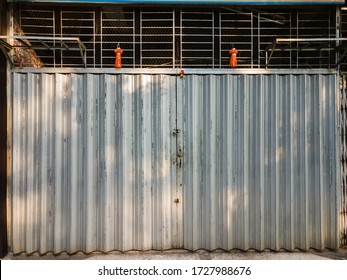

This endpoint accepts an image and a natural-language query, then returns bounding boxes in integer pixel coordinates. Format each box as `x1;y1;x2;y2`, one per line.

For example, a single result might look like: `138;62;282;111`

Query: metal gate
9;70;340;254
178;73;339;251
10;72;182;253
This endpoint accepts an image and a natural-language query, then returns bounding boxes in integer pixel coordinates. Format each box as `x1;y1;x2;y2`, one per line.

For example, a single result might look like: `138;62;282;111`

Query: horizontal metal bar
181;12;213;14
20;24;54;28
62;26;94;29
11;67;338;75
267;47;334;51
101;26;134;29
20;16;54;19
61;11;94;14
0;35;84;44
275;38;347;43
102;19;134;22
181;19;213;21
62;18;94;21
102;12;134;14
141;20;174;22
13;46;84;51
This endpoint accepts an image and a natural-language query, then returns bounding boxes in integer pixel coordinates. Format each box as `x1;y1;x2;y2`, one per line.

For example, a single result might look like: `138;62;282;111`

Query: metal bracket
0;36;87;67
265;37;347;69
0;43;14;66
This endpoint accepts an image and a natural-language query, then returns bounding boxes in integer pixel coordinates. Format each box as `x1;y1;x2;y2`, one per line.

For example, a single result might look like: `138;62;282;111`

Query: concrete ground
2;248;347;260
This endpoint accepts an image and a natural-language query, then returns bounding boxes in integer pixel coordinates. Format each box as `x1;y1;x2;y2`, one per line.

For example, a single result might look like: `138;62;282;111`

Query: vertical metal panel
10;73;178;254
340;75;347;246
10;72;340;254
179;74;339;251
0;0;8;258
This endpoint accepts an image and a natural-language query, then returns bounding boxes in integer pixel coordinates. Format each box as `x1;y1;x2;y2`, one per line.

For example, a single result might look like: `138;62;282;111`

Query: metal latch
176;145;183;168
177;148;183;158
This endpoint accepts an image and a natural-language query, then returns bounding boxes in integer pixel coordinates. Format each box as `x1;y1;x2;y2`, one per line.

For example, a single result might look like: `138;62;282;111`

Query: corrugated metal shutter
10;73;180;254
179;74;339;251
9;72;340;254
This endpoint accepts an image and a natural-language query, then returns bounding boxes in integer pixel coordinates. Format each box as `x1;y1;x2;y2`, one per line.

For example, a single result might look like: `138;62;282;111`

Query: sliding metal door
179;74;339;251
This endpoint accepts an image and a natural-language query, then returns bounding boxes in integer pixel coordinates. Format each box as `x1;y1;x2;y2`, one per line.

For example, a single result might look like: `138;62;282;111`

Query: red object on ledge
114;46;123;69
229;47;238;68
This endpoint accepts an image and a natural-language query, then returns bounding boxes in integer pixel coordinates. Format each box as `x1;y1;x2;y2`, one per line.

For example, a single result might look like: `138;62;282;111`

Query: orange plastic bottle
229;48;238;68
114;47;123;69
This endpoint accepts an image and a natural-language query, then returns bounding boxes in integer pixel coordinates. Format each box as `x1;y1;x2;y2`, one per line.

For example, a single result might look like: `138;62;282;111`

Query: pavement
2;248;347;260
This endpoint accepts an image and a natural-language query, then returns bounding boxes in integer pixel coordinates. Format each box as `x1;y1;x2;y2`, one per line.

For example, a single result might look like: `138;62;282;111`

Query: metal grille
16;9;55;66
141;8;175;68
181;10;214;67
61;10;95;67
341;75;347;247
13;4;337;68
258;12;292;68
296;11;334;68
